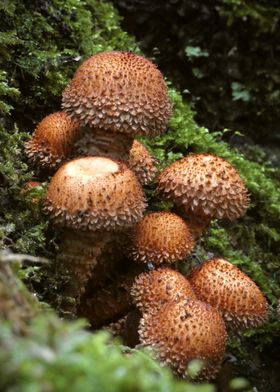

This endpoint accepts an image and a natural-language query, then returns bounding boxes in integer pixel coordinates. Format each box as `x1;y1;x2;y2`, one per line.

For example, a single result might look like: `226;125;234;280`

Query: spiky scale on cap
157;153;250;220
128;140;157;185
44;156;146;231
25;112;80;170
188;258;268;329
131;268;197;313
129;212;194;265
139;298;227;379
62;51;172;136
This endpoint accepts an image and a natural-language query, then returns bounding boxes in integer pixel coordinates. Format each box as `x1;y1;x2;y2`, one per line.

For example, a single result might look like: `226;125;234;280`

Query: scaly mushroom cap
45;157;146;231
139;298;227;379
25;112;80;170
128;140;157;185
129;212;194;265
62;51;172;136
157;153;250;220
188;258;268;329
131;268;197;313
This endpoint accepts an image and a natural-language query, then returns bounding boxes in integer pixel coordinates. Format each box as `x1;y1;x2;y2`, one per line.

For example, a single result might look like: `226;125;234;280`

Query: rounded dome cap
45;157;146;231
157;154;250;220
62;51;172;136
131;268;196;313
139;298;227;379
129;212;194;265
25;112;80;170
188;258;268;329
128;140;157;185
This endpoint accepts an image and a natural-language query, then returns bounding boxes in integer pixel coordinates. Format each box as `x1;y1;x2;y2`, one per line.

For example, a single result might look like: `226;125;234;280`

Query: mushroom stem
56;228;112;315
75;127;134;161
173;206;211;240
78;269;138;328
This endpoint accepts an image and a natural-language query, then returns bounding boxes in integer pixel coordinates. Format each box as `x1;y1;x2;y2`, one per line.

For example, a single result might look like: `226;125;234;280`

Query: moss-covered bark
0;0;279;390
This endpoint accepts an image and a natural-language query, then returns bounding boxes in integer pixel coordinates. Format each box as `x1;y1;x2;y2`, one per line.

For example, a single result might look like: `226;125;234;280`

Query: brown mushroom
128;211;194;265
25;112;80;171
131;268;197;313
128;140;157;185
44;156;146;313
139;298;227;380
157;153;250;238
62;51;172;161
188;258;268;329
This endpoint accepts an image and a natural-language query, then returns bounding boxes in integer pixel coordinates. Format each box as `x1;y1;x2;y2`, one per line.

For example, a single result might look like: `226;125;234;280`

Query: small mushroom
128;211;194;265
44;156;146;313
188;258;268;329
139;298;227;380
131;268;197;313
62;51;172;161
128;140;157;186
25;112;80;171
157;153;250;237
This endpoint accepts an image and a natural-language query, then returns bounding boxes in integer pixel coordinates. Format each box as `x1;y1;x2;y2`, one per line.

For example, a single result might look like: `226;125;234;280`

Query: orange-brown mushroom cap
44;156;146;231
129;212;194;265
62;51;172;136
157;153;250;220
188;258;269;329
139;298;227;379
131;268;197;313
25;112;80;170
128;140;157;185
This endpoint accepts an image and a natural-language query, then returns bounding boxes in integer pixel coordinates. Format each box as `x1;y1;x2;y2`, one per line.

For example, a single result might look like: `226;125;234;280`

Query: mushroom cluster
25;50;269;382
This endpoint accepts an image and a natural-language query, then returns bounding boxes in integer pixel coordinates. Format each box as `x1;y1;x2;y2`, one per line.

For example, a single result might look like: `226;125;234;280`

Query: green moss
0;313;214;392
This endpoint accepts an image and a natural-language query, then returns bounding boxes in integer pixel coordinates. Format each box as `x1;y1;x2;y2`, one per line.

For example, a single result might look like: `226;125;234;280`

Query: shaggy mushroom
128;211;194;265
25;112;80;171
44;156;146;313
62;51;172;161
128;140;157;185
157;153;250;237
131;268;197;313
139;298;227;379
188;258;268;329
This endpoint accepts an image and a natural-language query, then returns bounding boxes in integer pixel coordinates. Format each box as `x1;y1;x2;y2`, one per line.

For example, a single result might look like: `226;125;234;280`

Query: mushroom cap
139;298;227;379
131;268;197;313
188;258;269;329
62;51;172;136
25;112;80;170
128;140;157;185
44;157;146;231
129;212;194;265
157;153;250;220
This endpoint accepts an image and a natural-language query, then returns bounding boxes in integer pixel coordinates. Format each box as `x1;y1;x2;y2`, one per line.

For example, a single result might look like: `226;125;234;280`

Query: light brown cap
62;51;172;136
131;268;197;313
188;258;268;329
139;298;227;379
25;112;80;170
128;140;157;185
44;157;146;230
129;212;194;265
157;153;250;220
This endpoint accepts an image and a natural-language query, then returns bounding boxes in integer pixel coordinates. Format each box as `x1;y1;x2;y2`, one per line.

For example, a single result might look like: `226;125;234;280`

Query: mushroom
131;268;197;313
139;298;227;380
128;140;157;186
156;153;250;238
128;211;194;265
62;51;172;161
188;258;268;329
25;112;80;171
44;156;146;313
